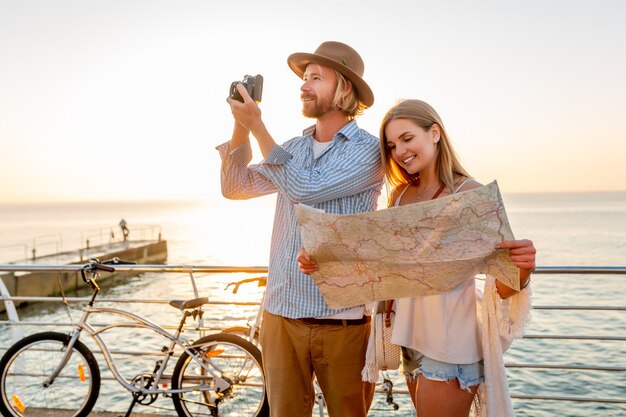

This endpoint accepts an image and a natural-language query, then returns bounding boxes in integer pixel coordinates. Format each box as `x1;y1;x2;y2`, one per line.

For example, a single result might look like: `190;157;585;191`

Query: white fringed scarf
473;276;532;417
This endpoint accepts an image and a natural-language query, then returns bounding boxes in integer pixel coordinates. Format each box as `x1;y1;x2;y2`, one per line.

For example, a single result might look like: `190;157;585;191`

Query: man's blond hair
333;70;367;120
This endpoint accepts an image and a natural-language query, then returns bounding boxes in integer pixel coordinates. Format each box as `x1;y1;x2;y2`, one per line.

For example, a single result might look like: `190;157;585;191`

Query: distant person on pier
119;219;129;242
217;41;383;416
298;99;536;417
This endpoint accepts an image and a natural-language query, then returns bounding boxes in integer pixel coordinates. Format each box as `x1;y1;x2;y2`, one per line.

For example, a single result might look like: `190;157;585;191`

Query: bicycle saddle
168;297;210;310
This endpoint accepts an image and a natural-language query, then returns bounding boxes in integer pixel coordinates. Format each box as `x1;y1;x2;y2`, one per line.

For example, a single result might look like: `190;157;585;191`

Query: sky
1;0;625;203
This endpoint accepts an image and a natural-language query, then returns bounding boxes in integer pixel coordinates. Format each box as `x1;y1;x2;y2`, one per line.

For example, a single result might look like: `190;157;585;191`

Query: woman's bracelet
520;276;531;290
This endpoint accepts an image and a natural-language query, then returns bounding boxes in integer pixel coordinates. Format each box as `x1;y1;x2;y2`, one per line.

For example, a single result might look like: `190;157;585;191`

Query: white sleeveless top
390;179;483;364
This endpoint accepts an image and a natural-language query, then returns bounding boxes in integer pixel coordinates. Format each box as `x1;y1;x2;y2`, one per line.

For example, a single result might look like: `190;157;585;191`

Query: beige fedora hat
287;41;374;107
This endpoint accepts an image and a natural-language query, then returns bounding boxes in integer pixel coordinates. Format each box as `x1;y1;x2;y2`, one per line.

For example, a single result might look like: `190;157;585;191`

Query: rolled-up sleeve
216;140;277;200
264;144;294;165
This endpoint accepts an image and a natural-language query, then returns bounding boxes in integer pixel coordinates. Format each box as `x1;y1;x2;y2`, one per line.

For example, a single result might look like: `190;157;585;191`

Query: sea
1;191;625;417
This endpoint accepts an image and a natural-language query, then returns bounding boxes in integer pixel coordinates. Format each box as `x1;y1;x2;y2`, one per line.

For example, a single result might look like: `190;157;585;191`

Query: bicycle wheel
0;332;100;417
221;326;260;346
171;333;268;417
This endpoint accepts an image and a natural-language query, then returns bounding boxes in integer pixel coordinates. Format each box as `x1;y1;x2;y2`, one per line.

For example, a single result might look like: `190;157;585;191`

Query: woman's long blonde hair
379;99;471;205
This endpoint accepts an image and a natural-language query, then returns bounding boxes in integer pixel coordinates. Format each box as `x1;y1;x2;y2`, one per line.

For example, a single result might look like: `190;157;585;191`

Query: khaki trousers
259;311;375;417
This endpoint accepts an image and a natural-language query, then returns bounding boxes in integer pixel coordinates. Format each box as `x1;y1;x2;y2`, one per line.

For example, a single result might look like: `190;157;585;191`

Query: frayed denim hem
403;368;484;392
401;346;484;392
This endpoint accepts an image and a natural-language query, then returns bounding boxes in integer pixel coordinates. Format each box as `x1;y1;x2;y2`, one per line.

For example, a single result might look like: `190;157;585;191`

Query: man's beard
302;94;335;118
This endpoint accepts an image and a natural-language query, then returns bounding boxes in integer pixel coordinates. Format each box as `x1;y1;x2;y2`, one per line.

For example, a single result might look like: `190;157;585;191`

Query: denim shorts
401;346;484;390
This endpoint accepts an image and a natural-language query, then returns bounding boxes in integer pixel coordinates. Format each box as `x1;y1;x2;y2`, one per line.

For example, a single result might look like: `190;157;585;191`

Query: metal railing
0;264;625;410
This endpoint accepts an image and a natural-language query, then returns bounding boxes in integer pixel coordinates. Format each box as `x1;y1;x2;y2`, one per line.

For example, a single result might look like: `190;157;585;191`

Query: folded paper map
295;180;519;309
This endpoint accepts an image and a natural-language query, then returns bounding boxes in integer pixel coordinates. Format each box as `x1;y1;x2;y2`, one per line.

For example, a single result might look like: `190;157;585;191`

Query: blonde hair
333;70;367;119
379;99;471;205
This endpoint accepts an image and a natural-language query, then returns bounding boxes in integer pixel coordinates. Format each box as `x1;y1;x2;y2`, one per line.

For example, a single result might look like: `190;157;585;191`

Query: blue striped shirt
217;120;383;318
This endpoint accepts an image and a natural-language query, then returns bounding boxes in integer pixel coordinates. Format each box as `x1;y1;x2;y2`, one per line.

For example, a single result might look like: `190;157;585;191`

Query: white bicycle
0;259;269;417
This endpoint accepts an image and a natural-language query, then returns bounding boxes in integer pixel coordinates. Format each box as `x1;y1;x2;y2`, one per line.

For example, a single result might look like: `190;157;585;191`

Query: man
217;41;383;416
119;218;129;242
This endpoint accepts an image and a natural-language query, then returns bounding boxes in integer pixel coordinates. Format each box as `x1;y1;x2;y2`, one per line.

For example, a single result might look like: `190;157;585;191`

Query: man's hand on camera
226;83;276;159
227;84;262;133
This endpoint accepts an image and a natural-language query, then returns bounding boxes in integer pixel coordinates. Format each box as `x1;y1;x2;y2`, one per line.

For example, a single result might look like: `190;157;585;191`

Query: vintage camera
229;74;263;103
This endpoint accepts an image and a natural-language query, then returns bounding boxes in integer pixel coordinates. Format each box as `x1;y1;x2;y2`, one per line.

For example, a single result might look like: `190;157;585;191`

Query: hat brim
287;52;374;107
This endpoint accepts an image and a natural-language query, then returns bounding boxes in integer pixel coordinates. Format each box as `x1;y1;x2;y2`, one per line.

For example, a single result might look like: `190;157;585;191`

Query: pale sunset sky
1;0;625;203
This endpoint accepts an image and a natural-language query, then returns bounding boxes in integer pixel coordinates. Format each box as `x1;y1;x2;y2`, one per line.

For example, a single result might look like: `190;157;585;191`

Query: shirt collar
302;119;360;141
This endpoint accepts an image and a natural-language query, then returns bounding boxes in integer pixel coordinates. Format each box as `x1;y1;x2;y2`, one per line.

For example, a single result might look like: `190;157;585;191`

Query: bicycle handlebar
94;263;115;272
80;258;137;282
102;257;137;266
225;276;267;294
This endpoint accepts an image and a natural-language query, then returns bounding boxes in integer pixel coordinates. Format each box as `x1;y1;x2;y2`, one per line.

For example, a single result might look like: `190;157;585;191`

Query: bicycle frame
48;303;231;397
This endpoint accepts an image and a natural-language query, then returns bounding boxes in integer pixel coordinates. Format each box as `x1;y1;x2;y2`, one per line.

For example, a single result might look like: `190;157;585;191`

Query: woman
298;99;536;417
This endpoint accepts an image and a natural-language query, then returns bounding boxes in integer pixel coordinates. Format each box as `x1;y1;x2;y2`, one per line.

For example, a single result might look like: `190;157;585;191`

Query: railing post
0;275;23;343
